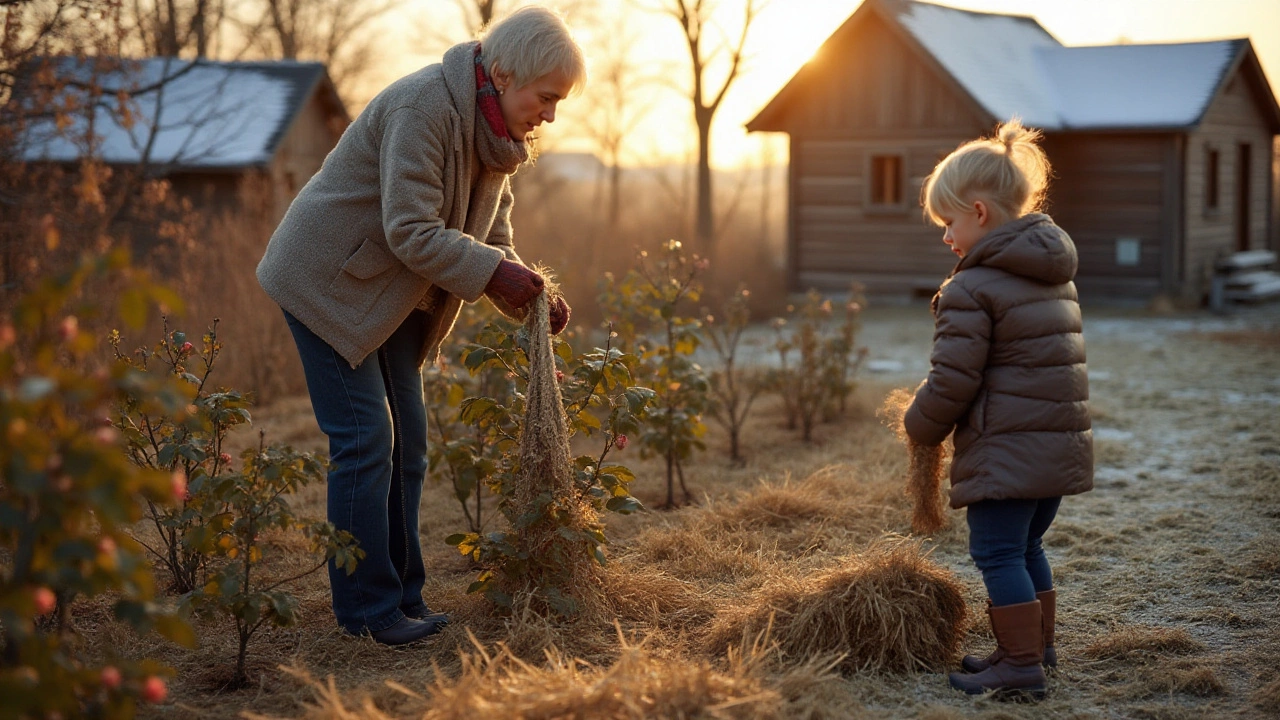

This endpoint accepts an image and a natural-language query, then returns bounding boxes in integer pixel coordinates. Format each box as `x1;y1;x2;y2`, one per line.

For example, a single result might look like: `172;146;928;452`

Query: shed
747;0;1280;301
17;55;347;225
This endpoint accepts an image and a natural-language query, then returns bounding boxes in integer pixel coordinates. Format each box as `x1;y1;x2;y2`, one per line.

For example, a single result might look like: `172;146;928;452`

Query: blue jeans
284;310;430;634
966;497;1061;607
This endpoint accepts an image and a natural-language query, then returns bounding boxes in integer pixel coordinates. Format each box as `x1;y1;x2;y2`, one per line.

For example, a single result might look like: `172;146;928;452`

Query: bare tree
240;0;396;99
415;0;592;60
119;0;232;58
568;10;652;231
455;0;499;36
657;0;761;261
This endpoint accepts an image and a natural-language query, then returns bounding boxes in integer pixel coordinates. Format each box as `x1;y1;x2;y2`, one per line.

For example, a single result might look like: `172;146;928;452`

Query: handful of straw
879;388;950;534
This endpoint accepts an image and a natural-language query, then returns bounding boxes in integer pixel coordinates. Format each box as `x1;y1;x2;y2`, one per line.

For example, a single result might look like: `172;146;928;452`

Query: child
904;119;1093;700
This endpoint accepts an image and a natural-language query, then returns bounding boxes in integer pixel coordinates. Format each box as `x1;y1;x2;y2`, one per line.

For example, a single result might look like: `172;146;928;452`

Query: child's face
939;200;992;258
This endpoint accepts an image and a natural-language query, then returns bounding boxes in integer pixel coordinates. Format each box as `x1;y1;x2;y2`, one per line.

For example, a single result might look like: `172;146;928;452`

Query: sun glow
374;0;1280;169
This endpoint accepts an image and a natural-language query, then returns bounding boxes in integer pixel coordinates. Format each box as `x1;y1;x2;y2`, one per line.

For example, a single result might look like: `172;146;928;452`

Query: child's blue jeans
284;309;431;635
966;497;1061;607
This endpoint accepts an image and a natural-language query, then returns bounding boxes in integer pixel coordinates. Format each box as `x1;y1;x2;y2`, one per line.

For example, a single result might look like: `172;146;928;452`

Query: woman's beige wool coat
904;213;1094;509
257;41;522;369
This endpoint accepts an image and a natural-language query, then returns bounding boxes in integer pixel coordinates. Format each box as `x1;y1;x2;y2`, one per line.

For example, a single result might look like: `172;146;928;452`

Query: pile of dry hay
704;535;968;673
278;632;842;720
879;388;950;534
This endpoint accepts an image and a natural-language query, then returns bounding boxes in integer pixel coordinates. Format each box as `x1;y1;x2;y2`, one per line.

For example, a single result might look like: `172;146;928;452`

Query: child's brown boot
949;599;1047;701
961;589;1057;672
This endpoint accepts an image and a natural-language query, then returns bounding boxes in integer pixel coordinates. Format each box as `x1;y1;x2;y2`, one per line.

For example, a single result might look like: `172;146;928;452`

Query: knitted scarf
474;44;529;174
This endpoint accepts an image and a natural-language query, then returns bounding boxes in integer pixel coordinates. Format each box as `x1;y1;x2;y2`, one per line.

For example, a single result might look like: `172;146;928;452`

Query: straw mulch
879;388;949;534
277;631;841;720
704;535;968;673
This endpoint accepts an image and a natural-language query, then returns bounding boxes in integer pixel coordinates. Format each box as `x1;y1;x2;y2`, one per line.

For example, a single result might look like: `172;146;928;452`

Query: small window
870;155;904;206
1115;238;1141;266
1206;148;1219;210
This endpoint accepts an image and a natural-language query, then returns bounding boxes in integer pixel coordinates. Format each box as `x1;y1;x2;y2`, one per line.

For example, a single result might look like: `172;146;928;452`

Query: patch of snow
1095;427;1134;442
866;359;905;374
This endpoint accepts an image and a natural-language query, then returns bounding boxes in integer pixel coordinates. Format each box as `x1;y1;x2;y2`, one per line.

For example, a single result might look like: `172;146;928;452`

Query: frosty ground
118;300;1280;719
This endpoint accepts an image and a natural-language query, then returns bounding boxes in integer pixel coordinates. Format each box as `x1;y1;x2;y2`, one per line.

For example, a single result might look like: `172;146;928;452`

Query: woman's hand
484;259;544;310
549;296;570;335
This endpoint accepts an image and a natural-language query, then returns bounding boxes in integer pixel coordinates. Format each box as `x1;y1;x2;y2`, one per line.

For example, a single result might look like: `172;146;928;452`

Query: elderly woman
256;6;582;645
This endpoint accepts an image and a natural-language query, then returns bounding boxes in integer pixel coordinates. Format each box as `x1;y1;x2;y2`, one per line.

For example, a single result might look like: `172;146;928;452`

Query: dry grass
269;631;841;720
1137;664;1224;697
704;535;967;673
90;304;1280;719
1083;626;1203;660
1185;329;1280;348
1253;676;1280;712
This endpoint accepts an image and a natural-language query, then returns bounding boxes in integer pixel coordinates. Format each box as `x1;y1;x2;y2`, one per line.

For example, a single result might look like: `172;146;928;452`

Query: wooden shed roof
748;0;1280;134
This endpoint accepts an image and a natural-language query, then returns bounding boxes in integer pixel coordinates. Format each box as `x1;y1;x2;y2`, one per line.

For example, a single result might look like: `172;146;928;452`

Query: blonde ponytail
922;117;1051;226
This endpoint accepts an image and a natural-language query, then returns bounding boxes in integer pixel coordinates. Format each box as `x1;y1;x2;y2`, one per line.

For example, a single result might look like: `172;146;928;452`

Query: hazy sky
373;0;1280;168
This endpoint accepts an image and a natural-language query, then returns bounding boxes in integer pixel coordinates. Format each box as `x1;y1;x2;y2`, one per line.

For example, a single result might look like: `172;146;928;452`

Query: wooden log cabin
747;0;1280;302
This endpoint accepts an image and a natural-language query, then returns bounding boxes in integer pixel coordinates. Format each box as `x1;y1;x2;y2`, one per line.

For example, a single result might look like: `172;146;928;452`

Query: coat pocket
329;238;400;323
340;237;397;279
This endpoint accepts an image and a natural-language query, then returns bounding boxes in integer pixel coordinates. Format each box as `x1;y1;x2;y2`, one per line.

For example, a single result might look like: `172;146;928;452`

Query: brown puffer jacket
903;213;1093;509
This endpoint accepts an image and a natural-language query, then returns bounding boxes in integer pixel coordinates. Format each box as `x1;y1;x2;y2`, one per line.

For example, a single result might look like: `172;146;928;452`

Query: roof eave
1187;40;1280;134
748;0;1001;133
746;1;880;132
1045;124;1193;135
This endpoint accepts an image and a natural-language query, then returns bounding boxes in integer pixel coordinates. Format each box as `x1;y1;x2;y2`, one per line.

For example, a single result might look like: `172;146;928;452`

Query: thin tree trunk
695;112;713;257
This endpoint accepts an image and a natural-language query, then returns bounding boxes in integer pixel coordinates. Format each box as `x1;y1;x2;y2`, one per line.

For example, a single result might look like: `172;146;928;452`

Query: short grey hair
479;6;586;94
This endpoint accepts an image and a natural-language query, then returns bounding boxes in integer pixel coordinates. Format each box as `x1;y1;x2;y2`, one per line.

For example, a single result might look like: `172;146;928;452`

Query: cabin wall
1041;133;1177;300
271;94;347;221
1185;71;1276;299
779;10;990;294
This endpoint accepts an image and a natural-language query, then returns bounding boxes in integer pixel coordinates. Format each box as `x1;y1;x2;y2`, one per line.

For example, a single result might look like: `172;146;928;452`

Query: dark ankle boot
949;599;1047;700
962;590;1057;672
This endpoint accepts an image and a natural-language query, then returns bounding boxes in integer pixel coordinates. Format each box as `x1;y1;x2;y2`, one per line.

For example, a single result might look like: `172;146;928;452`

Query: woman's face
494;68;574;141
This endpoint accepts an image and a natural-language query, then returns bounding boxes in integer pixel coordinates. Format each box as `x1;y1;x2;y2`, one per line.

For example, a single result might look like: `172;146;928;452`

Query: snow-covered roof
891;1;1243;130
1035;41;1242;129
895;2;1062;127
18;57;340;170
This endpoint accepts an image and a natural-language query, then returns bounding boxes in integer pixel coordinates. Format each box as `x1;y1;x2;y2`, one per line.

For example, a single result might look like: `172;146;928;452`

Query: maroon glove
549;296;571;335
484;259;544;310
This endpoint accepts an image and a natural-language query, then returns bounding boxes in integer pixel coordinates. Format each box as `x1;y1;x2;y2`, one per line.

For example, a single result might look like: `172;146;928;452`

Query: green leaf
605;496;643;514
597;465;635;485
444;533;469;546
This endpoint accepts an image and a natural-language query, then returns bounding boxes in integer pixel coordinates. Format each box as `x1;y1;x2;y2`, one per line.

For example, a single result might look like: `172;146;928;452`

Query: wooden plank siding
767;6;1279;301
1040;133;1175;299
270;93;346;222
784;10;989;293
1185;71;1277;298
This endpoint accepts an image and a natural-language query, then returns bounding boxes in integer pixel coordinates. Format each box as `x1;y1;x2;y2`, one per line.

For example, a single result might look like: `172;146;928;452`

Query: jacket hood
955;213;1078;284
